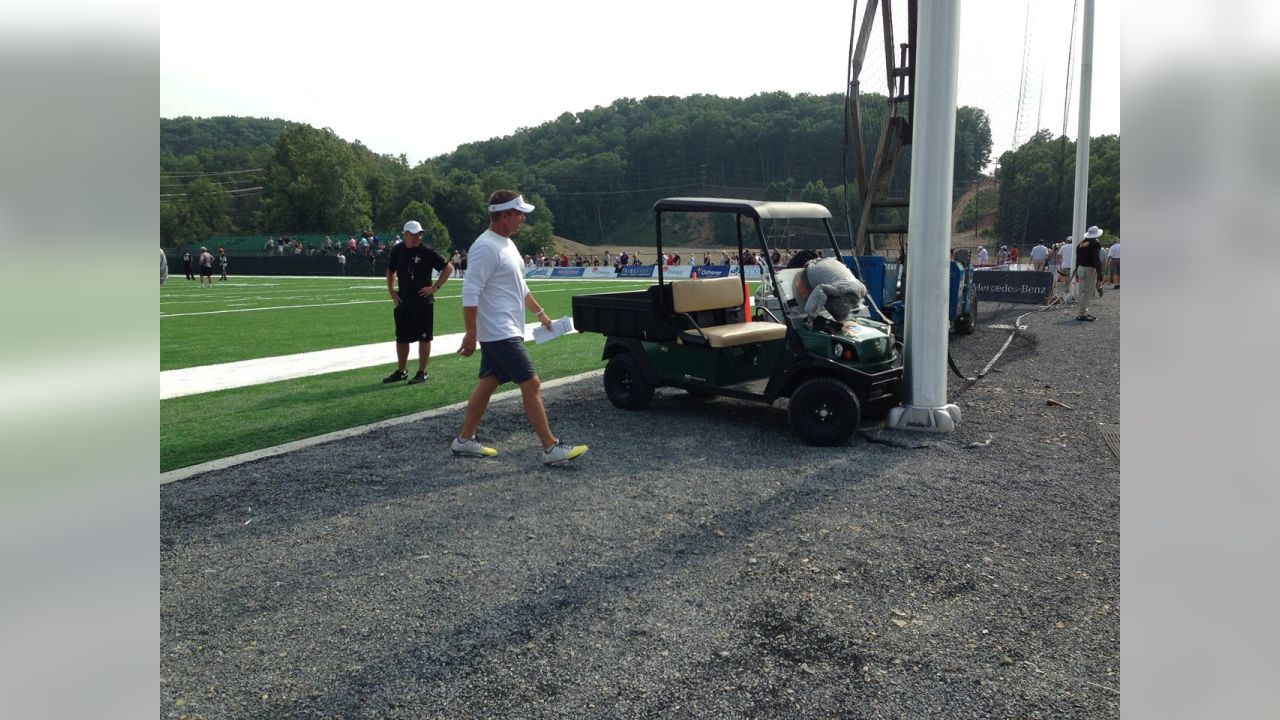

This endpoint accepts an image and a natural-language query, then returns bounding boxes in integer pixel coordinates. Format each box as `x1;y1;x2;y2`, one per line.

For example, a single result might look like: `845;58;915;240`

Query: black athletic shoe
1076;315;1095;322
407;371;427;385
382;369;408;383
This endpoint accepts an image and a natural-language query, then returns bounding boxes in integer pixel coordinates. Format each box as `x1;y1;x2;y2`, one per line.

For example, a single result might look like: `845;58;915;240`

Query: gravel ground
161;290;1120;719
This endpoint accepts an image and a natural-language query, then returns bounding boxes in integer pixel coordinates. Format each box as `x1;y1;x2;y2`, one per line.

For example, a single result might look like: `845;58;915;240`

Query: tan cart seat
670;277;788;347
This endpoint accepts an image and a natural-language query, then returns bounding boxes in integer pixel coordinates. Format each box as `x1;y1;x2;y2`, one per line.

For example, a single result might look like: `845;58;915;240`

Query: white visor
488;195;535;213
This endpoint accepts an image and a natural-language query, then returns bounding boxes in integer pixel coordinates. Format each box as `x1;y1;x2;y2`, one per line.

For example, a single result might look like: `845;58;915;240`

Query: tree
954;107;993;189
766;179;794;201
801;179;830;206
398;201;450;255
430;169;487;250
261;124;371;232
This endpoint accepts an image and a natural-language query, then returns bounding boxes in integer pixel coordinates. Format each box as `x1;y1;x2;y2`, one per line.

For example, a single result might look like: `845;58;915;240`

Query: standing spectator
1057;236;1075;299
218;248;229;281
1074;226;1104;321
1009;245;1020;266
1105;239;1120;288
1030;240;1049;271
604;250;612;266
197;246;215;289
451;190;588;466
161;248;169;287
264;238;274;256
997;246;1009;265
976;246;989;266
703;252;711;266
323;236;333;255
181;249;193;280
383;220;453;385
338;250;347;275
459;251;469;278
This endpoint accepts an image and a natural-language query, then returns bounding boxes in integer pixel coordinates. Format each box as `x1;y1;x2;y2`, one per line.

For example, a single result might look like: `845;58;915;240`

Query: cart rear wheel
789;377;861;446
954;295;977;335
604;353;654;410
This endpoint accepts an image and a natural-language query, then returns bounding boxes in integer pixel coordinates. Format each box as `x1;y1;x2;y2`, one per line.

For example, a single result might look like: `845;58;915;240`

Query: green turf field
160;276;651;370
160;276;681;471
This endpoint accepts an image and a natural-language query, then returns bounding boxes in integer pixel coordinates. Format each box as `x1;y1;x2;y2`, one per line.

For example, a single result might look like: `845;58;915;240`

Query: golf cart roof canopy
653;197;832;221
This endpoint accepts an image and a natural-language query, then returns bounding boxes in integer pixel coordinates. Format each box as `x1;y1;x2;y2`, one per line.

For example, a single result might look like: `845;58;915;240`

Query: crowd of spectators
514;248;807;274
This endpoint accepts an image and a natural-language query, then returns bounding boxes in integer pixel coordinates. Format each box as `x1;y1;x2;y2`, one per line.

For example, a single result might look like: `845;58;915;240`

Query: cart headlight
832;342;858;362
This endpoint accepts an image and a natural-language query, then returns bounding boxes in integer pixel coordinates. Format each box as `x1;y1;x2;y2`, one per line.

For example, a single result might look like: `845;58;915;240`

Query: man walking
1105;239;1120;288
197;246;215;288
218;248;229;281
451;190;588;466
383;220;453;385
1030;240;1048;272
1057;236;1075;301
1074;226;1104;321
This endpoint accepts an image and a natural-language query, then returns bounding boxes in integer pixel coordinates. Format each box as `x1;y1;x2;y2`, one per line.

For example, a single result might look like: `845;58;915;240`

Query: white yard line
159;284;629;318
161;322;577;399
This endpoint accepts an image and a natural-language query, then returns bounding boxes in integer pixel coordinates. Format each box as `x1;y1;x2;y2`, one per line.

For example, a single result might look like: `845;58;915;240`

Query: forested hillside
160;92;1116;254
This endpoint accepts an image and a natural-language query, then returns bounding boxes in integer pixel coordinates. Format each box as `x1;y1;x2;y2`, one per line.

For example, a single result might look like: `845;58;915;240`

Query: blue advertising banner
694;265;733;278
973;270;1054;304
619;265;657;278
550;267;585;278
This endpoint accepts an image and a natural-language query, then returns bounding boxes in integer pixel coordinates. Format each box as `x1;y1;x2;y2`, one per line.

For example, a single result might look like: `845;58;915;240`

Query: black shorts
479;337;536;385
199;267;213;277
393;298;434;343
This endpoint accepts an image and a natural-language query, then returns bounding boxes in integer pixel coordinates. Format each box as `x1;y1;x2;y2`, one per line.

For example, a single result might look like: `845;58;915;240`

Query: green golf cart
571;198;902;446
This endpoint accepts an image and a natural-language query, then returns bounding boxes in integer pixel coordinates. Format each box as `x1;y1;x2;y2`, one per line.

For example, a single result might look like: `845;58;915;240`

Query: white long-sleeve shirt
461;230;531;342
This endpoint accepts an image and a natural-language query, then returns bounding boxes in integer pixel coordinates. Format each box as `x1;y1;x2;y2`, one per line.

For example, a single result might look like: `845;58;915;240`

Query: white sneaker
451;437;497;458
542;441;588;466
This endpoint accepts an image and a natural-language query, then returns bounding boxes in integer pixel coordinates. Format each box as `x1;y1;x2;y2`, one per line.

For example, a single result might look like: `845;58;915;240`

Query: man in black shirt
1074;225;1104;321
383;220;453;384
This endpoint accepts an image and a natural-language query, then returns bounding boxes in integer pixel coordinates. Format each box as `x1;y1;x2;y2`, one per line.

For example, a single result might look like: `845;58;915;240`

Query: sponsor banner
619;264;657;278
583;266;617;278
680;264;764;280
693;265;732;278
973;270;1054;304
524;267;553;278
661;265;695;279
550;267;585;278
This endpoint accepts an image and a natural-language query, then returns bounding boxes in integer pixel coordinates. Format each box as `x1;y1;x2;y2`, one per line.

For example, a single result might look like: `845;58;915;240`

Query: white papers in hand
532;316;574;344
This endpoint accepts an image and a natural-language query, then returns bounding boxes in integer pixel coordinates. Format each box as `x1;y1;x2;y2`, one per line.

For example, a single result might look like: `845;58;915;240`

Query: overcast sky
161;0;1119;166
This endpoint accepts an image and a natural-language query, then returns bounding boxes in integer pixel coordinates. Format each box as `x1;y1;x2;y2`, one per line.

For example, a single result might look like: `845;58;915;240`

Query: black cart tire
604;353;654;410
789;377;862;446
955;294;978;335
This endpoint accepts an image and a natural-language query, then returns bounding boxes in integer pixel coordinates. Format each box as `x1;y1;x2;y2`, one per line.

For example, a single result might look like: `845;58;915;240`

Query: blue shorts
479;337;536;385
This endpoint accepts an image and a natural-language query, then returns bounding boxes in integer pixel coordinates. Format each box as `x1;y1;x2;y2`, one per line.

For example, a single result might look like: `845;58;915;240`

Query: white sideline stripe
159;369;604;485
161;299;385;317
160;322;576;399
159;284;623;318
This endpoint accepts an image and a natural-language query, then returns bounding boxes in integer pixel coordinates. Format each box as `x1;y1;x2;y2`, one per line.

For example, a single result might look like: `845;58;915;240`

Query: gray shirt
800;257;867;321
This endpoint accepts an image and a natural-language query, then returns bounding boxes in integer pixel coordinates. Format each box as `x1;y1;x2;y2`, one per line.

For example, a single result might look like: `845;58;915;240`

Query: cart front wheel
789;377;861;446
604;353;654;410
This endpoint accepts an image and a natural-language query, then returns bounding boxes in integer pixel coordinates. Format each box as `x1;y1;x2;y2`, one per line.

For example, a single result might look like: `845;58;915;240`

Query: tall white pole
1069;0;1095;270
887;0;962;433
